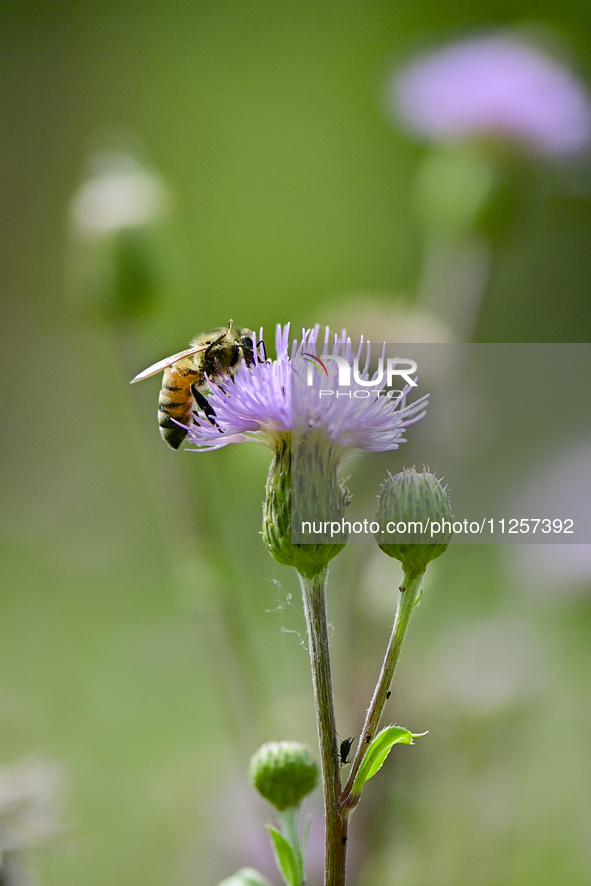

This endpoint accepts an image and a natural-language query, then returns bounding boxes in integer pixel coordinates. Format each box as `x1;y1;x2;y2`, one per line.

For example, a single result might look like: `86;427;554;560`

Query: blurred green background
2;1;591;884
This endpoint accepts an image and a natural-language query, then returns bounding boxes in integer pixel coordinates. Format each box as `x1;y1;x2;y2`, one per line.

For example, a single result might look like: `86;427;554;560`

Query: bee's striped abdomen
157;360;204;449
133;323;255;450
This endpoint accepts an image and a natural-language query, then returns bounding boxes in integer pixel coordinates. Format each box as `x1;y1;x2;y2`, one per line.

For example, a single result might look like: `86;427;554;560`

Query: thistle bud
249;741;319;812
263;435;347;578
375;467;452;578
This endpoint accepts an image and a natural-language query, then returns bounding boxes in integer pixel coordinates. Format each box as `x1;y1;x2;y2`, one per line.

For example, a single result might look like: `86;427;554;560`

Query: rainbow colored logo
302;353;329;377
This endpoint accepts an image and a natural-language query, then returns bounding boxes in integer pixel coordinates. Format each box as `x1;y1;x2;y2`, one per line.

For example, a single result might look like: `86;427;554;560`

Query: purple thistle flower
185;324;428;455
184;324;428;574
391;33;591;157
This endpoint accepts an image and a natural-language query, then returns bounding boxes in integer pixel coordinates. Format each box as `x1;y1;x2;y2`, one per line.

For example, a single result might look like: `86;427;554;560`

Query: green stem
298;570;348;886
342;570;424;806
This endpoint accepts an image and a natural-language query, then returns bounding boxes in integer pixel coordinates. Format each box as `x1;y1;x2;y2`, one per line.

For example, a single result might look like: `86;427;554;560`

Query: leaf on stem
351;725;427;796
267;824;300;886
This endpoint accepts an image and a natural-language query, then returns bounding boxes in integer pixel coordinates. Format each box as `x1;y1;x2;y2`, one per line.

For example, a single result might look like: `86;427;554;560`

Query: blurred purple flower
391;34;591;157
185;324;428;454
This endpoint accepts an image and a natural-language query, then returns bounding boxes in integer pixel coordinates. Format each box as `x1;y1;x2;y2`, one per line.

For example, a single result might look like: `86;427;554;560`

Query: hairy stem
299;570;348;886
342;570;424;806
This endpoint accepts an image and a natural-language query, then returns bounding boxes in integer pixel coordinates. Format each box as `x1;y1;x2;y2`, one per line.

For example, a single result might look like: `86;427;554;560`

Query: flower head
186;324;428;455
185;324;428;575
390;33;591;157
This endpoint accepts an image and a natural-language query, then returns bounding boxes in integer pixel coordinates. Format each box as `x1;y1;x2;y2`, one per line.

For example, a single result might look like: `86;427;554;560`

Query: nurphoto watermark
291;343;591;545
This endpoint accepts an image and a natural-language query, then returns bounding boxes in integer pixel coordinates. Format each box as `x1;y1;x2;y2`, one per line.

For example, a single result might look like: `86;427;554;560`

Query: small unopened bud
249;741;319;812
375;467;452;577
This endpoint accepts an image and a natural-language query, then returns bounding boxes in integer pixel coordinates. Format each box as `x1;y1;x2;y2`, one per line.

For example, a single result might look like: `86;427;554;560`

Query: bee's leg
191;385;218;426
241;335;262;367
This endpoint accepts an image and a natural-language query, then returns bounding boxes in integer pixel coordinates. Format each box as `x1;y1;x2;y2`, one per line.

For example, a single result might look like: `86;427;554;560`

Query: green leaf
352;725;427;796
267;824;300;886
217;868;274;886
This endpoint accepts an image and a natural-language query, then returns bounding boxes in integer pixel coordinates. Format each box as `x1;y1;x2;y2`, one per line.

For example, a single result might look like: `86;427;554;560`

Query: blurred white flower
70;151;170;236
390;33;591;157
67;146;173;318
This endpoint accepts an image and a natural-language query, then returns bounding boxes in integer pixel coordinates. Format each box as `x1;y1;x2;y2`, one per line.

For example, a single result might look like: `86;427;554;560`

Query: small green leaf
352;725;427;796
267;824;300;886
217;868;274;886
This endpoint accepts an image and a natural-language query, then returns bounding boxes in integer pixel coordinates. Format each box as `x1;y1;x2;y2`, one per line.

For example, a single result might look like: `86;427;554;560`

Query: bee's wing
130;345;209;383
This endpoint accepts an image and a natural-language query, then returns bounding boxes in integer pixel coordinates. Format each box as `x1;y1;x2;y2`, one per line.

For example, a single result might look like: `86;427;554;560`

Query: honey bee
131;320;255;449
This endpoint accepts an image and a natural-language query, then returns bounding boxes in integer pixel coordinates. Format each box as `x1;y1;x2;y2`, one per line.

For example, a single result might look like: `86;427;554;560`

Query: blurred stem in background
66;139;265;751
389;30;591;342
412;146;496;340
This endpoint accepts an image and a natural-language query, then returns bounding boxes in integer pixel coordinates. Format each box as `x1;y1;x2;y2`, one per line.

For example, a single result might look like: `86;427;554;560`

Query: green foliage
267;825;301;886
352;726;427;796
5;1;591;883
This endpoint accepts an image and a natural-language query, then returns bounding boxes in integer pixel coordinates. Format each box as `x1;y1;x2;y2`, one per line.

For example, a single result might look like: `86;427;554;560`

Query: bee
131;320;255;449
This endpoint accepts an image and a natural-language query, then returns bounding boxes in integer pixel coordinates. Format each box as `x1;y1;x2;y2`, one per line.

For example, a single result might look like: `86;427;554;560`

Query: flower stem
342;570;424;806
299;570;348;886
